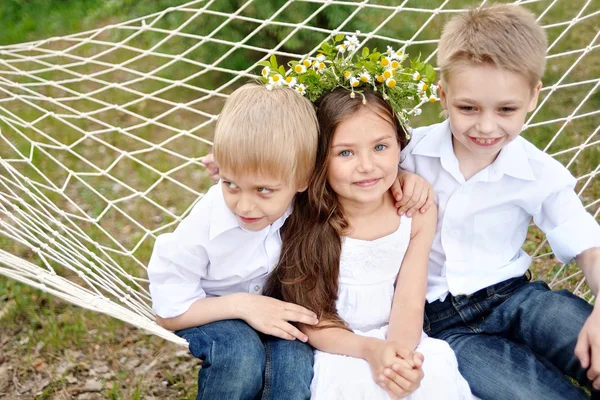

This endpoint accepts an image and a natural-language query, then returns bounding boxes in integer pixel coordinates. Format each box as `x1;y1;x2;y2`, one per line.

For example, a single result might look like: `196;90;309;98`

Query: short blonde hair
438;4;547;88
213;83;318;188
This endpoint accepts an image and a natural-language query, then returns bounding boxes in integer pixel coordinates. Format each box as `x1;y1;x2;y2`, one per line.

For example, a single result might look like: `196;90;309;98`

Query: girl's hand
380;352;424;399
235;293;319;342
391;171;434;217
365;339;424;398
200;153;220;183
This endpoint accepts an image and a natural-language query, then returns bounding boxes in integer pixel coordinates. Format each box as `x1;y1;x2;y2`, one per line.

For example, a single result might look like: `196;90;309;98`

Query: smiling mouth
238;216;262;224
354;178;380;187
470;137;502;146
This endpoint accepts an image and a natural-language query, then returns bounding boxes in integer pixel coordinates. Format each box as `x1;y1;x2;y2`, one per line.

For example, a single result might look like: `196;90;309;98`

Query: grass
0;0;599;398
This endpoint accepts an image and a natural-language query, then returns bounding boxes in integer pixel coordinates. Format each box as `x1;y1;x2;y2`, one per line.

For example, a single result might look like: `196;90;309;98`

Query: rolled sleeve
546;213;600;264
535;186;600;263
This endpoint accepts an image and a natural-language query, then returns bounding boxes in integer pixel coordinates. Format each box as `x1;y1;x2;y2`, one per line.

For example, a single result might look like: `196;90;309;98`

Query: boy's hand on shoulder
200;153;220;183
234;293;319;342
575;305;600;389
365;339;424;398
392;171;434;217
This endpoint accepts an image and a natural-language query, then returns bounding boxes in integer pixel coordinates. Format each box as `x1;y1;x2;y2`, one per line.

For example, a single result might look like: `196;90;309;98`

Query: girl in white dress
265;88;472;399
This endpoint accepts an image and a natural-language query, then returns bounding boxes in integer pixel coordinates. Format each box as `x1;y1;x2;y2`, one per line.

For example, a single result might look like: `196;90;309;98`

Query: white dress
310;216;473;400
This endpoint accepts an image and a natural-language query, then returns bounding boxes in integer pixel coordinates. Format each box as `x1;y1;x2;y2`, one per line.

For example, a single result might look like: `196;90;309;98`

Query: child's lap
311;327;471;400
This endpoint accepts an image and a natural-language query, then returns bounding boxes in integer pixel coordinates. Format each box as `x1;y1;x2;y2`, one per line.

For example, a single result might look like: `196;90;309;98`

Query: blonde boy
398;5;600;399
148;84;320;400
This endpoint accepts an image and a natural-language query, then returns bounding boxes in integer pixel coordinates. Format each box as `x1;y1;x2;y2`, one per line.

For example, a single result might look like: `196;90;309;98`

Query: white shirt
401;120;600;302
147;183;291;318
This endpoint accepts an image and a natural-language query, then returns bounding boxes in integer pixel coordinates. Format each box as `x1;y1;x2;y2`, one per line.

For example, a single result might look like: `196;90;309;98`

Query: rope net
0;0;598;343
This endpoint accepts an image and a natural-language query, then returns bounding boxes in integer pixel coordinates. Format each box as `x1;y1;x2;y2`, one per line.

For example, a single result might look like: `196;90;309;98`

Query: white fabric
310;216;473;399
400;120;600;302
147;183;291;318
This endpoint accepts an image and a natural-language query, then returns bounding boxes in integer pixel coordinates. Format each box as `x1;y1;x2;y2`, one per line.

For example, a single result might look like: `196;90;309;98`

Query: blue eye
374;144;387;151
339;150;352;157
257;188;273;194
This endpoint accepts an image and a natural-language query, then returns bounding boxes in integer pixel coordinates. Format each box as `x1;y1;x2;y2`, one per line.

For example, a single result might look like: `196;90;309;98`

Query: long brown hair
263;87;409;328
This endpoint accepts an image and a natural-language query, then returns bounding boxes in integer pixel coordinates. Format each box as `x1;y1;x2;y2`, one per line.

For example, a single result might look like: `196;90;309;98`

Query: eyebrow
331;134;395;148
220;176;283;189
454;98;523;106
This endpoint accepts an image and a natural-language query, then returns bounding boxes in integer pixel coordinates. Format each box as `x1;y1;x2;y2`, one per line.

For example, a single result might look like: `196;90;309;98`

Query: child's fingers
392;362;424;386
412;352;424;368
575;332;591;369
273;323;308;342
379;370;413;398
282;309;319;326
391;178;403;202
283;302;319;323
419;187;435;214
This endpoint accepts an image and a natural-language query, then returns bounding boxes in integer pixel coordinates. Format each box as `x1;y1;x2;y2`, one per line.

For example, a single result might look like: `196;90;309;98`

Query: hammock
0;0;598;345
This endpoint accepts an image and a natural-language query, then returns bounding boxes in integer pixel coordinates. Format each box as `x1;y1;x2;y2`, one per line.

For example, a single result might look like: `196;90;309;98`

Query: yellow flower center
383;70;393;79
360;75;369;82
303;60;311;68
344;71;352;78
262;67;269;76
430;96;437;102
286;76;294;83
376;75;384;83
352;80;359;87
421;84;428;91
381;57;390;67
396;51;403;57
318;62;325;69
294;65;304;73
272;75;280;82
391;60;399;69
386;79;397;88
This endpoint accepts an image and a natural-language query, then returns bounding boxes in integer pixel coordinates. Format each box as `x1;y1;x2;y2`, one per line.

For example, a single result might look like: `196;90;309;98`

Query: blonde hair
213;83;318;188
438;4;547;88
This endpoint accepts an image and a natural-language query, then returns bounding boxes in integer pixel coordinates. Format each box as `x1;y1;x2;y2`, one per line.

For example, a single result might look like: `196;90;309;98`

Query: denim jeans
176;319;313;400
424;274;597;400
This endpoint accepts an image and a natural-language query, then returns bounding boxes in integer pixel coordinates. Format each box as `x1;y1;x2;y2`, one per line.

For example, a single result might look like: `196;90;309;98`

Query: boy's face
219;169;303;231
440;63;541;166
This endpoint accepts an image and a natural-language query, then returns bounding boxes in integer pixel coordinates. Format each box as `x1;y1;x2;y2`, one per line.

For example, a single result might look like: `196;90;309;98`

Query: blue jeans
424;274;597;399
176;319;313;400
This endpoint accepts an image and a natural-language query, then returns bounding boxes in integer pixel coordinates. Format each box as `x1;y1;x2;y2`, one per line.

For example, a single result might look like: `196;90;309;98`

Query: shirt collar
412;120;535;182
209;183;241;240
492;137;536;181
209;182;294;240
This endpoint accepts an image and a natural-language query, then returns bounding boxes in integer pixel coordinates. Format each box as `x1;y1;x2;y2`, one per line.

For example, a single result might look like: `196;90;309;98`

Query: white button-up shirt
147;183;291;318
401;120;600;302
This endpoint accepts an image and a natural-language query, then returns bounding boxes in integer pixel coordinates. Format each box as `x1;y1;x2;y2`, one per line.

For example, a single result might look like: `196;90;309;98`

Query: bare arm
576;246;600;297
387;205;437;350
158;293;319;341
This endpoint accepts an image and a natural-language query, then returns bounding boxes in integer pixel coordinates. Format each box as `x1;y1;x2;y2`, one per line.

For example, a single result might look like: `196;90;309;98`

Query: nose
236;193;255;215
357;152;375;173
476;113;496;135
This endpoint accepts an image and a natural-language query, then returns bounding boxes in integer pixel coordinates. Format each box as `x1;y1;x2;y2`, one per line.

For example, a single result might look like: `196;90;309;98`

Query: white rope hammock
0;0;598;344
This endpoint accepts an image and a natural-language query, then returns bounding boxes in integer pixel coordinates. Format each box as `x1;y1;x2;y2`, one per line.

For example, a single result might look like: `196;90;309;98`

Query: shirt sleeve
147;196;212;318
533;185;600;264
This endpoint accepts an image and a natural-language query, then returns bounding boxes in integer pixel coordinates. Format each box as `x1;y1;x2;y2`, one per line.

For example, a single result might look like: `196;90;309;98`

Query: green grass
0;0;598;397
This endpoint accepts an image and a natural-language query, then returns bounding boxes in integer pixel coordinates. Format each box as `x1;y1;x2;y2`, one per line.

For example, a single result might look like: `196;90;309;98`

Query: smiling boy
398;5;600;399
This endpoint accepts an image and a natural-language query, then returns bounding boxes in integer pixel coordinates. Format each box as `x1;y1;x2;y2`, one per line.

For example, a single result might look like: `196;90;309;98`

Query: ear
527;81;542;112
438;80;448;111
297;185;308;193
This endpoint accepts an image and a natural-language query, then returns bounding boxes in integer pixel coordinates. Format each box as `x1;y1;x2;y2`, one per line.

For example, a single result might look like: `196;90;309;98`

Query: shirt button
254;285;260;292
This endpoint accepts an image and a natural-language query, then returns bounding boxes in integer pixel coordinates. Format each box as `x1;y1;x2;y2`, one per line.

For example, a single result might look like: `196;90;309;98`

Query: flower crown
258;32;439;129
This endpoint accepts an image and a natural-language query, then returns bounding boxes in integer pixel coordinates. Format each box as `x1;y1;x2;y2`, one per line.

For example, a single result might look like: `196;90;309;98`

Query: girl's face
327;107;401;209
